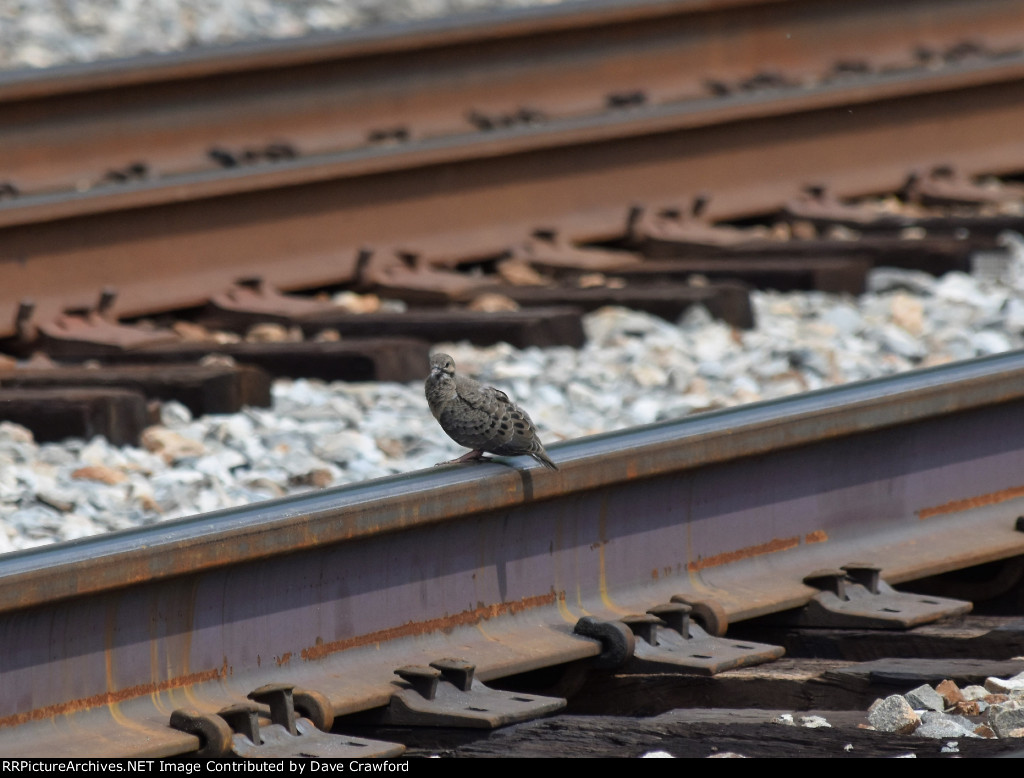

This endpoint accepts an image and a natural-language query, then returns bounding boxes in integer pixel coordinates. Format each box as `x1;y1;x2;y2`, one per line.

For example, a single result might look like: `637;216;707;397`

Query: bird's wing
453;377;500;413
487;396;542;455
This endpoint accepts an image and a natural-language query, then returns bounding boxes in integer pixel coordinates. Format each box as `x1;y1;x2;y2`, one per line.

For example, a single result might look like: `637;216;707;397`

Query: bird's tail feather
532;450;559;471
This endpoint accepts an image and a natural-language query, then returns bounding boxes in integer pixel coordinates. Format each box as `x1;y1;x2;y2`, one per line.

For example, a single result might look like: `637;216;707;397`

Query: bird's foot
434;450;492;466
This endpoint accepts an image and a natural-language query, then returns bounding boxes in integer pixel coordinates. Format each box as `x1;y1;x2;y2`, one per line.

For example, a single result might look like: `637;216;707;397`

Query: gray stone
877;324;927;360
971;330;1013;355
921;710;974;727
752;356;791;379
989;705;1024;738
933;271;987;305
867;268;937;296
160;401;193;428
313;430;384;467
868;695;921;734
1003;297;1024;332
905;684;945;713
798;715;831;728
820;303;864;336
914;717;978;739
37;487;79;513
8;505;63;532
986;673;1024;694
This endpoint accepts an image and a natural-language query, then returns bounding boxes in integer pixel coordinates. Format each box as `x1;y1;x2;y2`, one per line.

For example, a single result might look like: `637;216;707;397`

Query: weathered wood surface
504;282;753;328
204;307;588;350
63;338;430;381
565;616;1024;716
395;614;1024;756
0;387;148;445
374;708;1024;758
824;657;1024;688
0;363;271;415
731;615;1024;662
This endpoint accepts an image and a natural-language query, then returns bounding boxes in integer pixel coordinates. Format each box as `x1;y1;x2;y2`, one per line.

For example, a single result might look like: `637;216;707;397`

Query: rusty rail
3;351;1024;755
3;0;1024;337
5;0;1022;194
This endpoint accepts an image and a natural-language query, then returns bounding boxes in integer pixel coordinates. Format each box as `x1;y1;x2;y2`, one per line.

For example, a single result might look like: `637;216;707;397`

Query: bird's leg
435;449;492;466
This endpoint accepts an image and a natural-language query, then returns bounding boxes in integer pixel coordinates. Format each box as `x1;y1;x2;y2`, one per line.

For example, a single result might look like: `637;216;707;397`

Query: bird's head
429;353;456;379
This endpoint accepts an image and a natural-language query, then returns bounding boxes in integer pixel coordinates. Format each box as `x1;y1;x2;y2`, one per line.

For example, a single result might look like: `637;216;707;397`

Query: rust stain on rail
301;590;561;662
0;659;228;729
917;484;1024;520
687;536;802;572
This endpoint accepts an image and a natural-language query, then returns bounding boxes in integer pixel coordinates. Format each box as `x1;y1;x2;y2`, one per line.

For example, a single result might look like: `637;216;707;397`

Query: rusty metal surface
4;0;1021;194
3;352;1024;754
2;1;1024;335
2;55;1024;337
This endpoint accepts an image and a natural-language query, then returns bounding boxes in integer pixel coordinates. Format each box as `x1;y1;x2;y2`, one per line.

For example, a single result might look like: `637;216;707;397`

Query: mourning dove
425;352;558;470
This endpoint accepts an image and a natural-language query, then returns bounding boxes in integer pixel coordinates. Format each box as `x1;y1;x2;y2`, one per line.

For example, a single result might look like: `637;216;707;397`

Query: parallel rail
5;0;1022;194
3;352;1024;755
3;0;1024;335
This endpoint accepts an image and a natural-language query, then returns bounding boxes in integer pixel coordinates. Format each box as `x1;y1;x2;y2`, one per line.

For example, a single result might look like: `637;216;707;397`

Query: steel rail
2;0;1021;195
3;352;1024;755
2;0;1024;338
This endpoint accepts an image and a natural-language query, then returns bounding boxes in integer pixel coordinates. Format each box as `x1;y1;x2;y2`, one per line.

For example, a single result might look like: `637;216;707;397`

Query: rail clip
622;602;784;675
25;289;179;356
785;563;972;629
368;658;565;728
171;684;405;758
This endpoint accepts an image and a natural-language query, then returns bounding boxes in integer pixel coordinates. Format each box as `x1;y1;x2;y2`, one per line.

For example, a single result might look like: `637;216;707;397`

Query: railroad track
4;0;1024;446
2;0;1024;345
4;352;1024;756
3;0;1024;759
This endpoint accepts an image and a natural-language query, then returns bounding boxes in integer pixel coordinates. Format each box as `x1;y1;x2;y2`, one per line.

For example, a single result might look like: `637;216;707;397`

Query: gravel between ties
4;234;1024;552
0;0;567;71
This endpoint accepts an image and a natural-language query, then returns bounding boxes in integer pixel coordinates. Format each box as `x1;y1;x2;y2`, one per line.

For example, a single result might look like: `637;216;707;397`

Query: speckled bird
425;353;558;470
